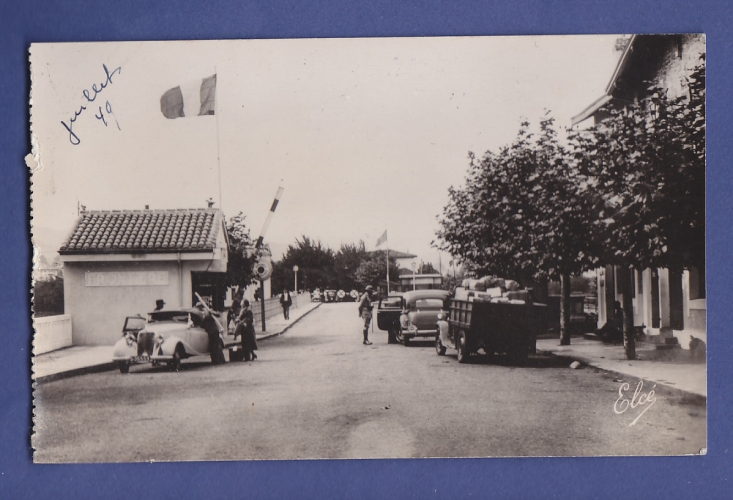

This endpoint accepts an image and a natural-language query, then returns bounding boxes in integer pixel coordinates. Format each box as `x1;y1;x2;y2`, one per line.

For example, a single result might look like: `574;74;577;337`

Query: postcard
30;35;706;462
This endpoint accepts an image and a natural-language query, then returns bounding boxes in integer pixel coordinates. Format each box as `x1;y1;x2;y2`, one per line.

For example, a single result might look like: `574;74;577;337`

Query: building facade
58;208;229;345
572;34;706;349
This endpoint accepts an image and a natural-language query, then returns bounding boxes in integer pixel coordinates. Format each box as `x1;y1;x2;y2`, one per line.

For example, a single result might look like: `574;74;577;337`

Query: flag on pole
160;74;216;119
375;230;388;248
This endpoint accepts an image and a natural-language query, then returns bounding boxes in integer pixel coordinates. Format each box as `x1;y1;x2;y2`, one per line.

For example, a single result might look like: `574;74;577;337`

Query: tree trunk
618;266;636;360
559;272;571;345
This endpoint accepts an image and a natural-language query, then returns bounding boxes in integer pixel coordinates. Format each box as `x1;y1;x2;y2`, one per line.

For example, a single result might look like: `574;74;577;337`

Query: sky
30;35;622;269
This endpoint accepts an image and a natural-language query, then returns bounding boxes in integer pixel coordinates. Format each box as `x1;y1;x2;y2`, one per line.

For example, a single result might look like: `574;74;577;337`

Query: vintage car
112;308;225;373
376;294;404;344
398;290;452;345
323;289;338;303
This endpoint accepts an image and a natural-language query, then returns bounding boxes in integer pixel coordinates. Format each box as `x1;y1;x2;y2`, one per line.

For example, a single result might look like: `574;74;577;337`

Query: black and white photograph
29;34;706;463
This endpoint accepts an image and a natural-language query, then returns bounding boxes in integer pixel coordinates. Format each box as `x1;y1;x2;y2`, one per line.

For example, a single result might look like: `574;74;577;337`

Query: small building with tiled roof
59;208;229;345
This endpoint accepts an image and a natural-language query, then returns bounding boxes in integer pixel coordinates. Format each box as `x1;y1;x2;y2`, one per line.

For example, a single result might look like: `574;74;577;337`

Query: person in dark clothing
154;299;165;311
195;302;226;364
235;299;258;361
280;288;293;320
358;285;375;345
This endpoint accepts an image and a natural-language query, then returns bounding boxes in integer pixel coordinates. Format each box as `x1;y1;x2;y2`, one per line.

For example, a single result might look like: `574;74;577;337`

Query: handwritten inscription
61;63;122;145
613;380;657;426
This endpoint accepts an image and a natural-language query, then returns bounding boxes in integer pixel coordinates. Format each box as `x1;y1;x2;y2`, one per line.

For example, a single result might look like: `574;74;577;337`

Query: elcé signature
614;380;657;426
60;63;122;145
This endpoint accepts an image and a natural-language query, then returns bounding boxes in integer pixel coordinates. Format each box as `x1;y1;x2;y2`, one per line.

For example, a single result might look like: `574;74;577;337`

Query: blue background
1;1;730;498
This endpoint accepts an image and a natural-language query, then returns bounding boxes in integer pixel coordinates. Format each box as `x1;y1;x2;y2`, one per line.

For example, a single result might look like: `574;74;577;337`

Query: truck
436;289;548;364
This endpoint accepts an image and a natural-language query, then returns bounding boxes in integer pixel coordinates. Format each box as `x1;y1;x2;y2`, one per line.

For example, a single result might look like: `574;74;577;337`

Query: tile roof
59;209;223;254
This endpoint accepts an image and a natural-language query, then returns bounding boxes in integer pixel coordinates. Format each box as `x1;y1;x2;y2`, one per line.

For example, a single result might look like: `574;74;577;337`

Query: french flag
160;74;216;119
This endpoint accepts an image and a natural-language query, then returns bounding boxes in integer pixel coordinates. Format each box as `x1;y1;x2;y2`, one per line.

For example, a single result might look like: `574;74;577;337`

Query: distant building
572;34;706;349
58;208;229;345
398;273;443;292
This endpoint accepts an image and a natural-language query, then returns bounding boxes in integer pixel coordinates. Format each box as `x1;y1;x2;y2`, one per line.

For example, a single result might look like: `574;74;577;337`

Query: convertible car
112;308;225;373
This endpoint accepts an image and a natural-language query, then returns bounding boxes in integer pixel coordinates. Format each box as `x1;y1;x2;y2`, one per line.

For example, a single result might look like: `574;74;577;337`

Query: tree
225;213;260;295
569;57;705;358
355;252;401;289
333;241;368;291
34;276;64;316
436;118;597;344
271;236;335;292
420;261;439;274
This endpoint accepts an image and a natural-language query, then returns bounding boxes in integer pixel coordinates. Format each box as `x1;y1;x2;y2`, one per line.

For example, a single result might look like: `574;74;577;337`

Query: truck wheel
435;336;447;356
457;331;470;363
118;361;130;374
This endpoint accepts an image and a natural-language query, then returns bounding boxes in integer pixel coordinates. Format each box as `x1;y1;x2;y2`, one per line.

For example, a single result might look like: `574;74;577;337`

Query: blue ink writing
61;64;122;145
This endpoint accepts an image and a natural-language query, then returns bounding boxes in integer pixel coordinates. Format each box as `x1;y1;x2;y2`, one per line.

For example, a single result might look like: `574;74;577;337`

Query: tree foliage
271;236;335;292
354;252;402;289
225;212;260;290
569;57;705;272
34;276;65;315
435;117;597;283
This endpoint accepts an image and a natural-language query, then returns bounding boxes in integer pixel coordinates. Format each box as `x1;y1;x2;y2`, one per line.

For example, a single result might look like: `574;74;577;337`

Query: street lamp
411;261;417;291
293;265;299;294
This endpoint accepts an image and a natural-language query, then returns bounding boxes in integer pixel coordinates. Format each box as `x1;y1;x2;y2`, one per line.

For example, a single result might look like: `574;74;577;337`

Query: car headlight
125;334;135;347
154;335;165;346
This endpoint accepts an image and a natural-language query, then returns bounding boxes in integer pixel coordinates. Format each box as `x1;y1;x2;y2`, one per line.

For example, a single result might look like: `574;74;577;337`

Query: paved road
33;303;705;462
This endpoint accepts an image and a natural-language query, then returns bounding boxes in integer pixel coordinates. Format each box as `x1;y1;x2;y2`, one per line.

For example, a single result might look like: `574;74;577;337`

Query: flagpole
214;69;223;211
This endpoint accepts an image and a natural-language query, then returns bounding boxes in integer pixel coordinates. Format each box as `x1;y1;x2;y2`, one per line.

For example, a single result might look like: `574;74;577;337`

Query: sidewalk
33;301;322;384
536;337;706;399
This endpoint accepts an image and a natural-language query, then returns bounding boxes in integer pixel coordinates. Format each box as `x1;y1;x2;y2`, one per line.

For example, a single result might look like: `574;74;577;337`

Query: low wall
33;314;72;354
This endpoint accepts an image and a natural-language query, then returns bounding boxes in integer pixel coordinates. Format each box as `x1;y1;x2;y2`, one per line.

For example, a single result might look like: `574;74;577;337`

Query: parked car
112;308;225;373
398;290;451;345
377;294;404;344
323;289;338;303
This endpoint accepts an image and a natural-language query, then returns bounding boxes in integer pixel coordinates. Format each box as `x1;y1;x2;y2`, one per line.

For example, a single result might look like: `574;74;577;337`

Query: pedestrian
228;289;243;335
195;302;226;364
154;299;165;311
235;299;258;361
280;288;293;320
358;285;375;345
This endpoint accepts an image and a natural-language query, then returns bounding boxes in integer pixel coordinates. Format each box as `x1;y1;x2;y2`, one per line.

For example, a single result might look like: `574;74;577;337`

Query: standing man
280;288;293;320
195;302;226;364
358;285;375;345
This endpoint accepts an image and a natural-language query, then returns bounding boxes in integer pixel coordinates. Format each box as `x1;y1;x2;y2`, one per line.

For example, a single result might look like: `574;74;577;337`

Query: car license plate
134;355;150;363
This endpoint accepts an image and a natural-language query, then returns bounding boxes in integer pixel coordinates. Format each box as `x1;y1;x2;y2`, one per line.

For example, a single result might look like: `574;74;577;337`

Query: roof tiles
59;209;222;254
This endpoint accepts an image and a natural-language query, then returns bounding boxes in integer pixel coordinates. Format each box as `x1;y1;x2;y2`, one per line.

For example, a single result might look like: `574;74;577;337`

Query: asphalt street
33;303;706;462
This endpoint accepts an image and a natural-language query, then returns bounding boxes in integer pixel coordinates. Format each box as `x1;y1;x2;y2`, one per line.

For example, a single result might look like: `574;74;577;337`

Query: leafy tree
420;261;439;274
355;252;401;290
569;57;705;358
225;213;260;295
436;118;597;344
333;241;368;291
271;236;335;292
34;276;64;315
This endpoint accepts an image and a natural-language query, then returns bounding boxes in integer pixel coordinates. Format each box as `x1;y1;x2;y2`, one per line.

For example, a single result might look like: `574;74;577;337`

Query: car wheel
403;336;411;346
388;329;397;344
169;345;183;372
395;328;404;344
118;361;130;374
457;330;470;364
435;336;447;356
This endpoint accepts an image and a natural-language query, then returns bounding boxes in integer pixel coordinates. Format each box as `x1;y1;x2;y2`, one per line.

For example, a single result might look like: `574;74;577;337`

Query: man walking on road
358;285;375;345
280;288;293;320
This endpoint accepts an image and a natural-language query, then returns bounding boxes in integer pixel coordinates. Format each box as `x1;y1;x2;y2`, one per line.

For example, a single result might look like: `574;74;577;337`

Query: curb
34;361;117;385
537;348;707;405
